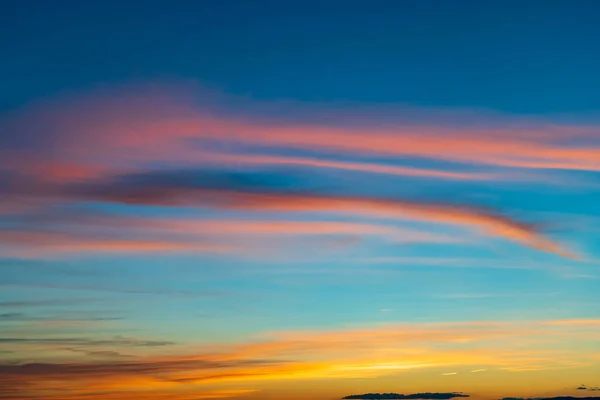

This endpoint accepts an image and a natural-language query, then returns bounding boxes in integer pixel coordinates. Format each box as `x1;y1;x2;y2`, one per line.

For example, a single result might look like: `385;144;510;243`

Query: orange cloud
160;219;460;244
0;229;233;257
3;190;569;257
0;215;459;259
2;319;599;399
185;191;573;257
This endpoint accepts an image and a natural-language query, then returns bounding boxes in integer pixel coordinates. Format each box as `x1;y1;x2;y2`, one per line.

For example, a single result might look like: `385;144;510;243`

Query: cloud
0;235;232;257
0;312;123;325
1;318;599;399
0;167;575;258
213;318;600;372
343;393;469;399
60;168;575;257
0;298;100;308
0;209;459;258
1;282;226;297
0;220;235;257
578;385;600;392
0;357;275;400
2;84;600;185
0;336;175;347
27;320;116;328
501;398;600;400
0;313;23;319
169;219;457;244
0;85;589;259
211;152;506;181
62;348;134;358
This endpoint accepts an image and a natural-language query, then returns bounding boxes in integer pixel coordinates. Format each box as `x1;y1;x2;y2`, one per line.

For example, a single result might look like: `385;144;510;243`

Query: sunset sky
1;1;600;400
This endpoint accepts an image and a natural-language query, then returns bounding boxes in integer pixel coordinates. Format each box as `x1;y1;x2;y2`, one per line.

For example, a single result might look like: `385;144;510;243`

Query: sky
1;1;600;400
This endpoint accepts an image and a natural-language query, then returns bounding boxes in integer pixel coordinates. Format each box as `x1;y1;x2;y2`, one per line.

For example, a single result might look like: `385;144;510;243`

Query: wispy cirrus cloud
0;298;100;308
61;168;575;257
0;312;121;324
0;209;461;258
0;282;225;297
0;168;576;258
62;348;134;359
0;84;589;260
0;229;233;257
2;84;600;184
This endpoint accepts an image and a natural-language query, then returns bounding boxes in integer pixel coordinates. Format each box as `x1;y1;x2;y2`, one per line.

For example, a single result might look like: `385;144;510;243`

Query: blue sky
3;1;600;113
1;2;600;400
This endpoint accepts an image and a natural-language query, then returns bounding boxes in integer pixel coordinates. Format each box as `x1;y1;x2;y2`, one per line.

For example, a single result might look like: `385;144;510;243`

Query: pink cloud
144;191;573;258
2;84;599;187
0;84;588;258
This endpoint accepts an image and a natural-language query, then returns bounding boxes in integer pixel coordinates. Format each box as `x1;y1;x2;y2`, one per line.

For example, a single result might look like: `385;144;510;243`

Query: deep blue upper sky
2;0;600;114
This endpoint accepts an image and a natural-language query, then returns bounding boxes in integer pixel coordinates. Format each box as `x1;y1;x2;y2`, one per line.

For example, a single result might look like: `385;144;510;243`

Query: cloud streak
0;211;461;258
63;168;574;257
2;84;600;184
0;85;588;259
0;336;175;347
1;318;599;399
0;167;575;257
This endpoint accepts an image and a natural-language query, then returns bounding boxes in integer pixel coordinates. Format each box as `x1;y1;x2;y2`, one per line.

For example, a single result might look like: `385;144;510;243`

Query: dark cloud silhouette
577;386;600;392
343;393;469;399
501;397;600;400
